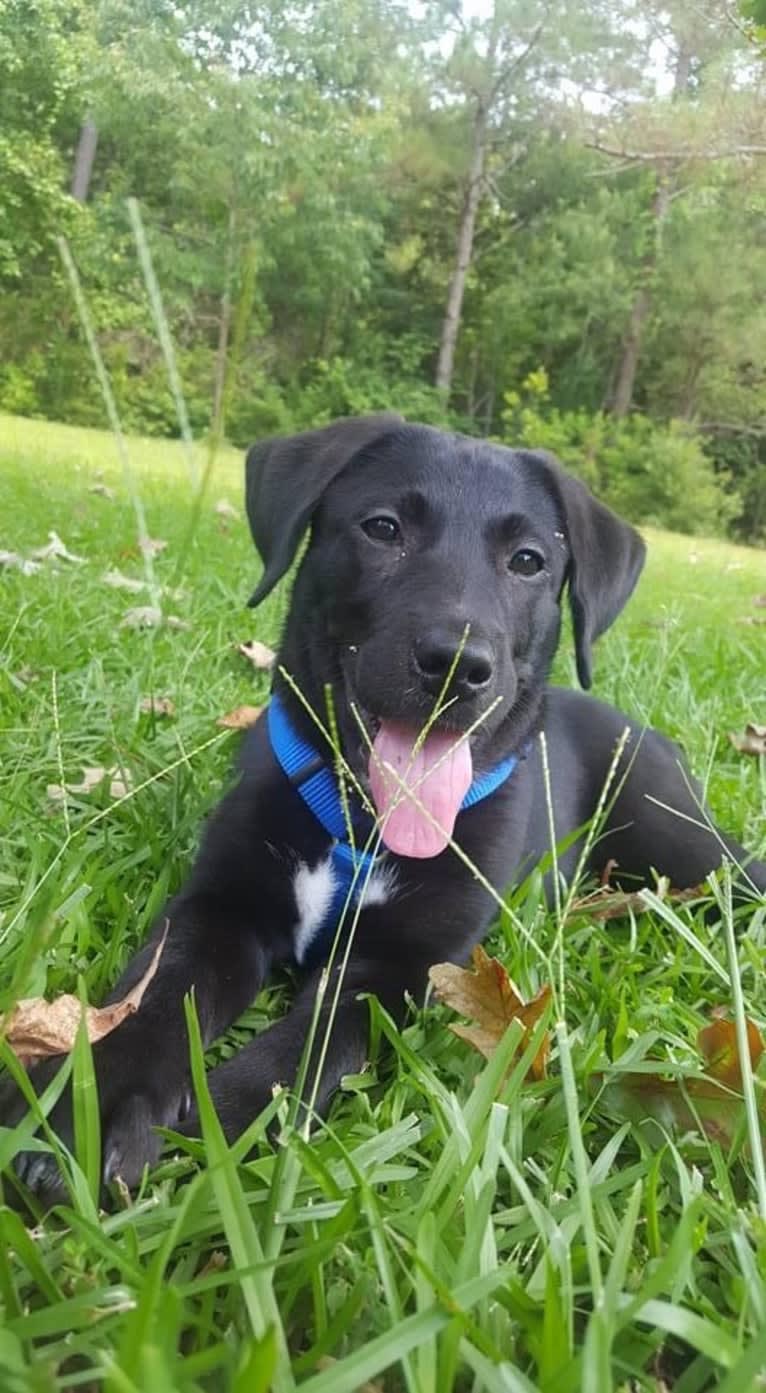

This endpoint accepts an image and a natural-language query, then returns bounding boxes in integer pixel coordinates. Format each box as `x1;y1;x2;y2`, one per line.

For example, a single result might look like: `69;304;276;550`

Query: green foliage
0;0;87;277
289;354;450;431
502;382;738;536
1;0;765;542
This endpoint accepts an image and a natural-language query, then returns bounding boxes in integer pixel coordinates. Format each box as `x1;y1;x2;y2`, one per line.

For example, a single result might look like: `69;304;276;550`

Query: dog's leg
1;895;271;1203
191;953;433;1142
590;725;766;899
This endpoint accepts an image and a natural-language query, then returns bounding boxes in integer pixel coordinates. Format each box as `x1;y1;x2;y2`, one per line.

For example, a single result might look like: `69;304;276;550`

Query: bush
225;374;296;447
290;356;450;430
0;356;44;416
702;433;766;545
501;386;739;537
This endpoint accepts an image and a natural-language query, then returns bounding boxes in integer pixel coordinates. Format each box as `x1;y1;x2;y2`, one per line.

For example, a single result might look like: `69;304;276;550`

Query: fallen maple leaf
2;926;168;1063
237;639;276;670
429;946;551;1080
139;695;176;718
599;1013;766;1148
729;723;766;756
47;765;133;803
698;1013;764;1089
31;531;85;564
217;704;263;730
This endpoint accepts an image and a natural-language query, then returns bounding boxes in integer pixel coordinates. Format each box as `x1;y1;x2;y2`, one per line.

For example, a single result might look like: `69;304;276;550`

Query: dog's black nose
412;630;494;698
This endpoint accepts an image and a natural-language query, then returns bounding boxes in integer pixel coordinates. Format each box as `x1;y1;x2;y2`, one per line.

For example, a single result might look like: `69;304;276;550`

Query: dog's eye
508;548;545;577
361;515;401;544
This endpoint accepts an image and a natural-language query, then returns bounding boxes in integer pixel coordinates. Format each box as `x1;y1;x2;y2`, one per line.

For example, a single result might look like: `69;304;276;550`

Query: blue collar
268;692;523;967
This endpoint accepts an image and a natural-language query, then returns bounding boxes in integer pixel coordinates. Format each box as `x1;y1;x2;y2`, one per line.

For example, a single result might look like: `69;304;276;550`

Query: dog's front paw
0;1029;190;1205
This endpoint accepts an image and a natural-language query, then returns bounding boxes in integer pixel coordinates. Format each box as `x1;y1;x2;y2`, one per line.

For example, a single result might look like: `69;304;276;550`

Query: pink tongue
369;722;473;858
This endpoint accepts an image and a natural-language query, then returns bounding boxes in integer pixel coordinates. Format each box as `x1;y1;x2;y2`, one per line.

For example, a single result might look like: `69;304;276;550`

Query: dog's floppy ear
540;455;646;689
245;413;404;606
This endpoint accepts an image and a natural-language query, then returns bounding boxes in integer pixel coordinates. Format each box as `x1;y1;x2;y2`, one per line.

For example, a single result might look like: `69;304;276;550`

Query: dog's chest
290;851;398;966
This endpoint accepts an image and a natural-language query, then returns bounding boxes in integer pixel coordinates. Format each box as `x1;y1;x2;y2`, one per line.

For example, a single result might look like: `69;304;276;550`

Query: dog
5;414;765;1201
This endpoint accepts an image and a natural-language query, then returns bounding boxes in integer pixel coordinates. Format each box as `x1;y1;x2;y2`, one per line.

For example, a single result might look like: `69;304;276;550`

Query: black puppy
6;415;765;1199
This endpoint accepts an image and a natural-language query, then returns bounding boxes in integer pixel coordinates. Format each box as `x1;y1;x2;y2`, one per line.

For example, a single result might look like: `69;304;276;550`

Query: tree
427;0;644;402
589;1;766;415
0;0;92;280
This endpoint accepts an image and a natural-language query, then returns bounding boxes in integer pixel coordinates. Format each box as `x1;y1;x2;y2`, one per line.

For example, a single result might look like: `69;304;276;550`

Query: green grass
1;410;765;1392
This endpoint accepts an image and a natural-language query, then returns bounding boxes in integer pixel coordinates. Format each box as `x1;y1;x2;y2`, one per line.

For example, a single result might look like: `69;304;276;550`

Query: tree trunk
609;37;692;417
610;174;673;417
71;117;98;202
212;205;236;441
435;105;487;400
679;357;703;419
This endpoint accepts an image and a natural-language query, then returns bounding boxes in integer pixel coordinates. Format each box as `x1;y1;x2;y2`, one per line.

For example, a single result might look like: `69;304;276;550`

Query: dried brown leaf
565;877;703;924
214;498;239;519
698;1014;764;1088
429;946;551;1080
9;665;38;690
47;765;133;803
103;568;147;594
599;1013;766;1147
121;605;163;629
1;548;42;575
102;571;186;605
237;639;276;670
2;926;168;1062
599;858;619;887
217;704;263;730
729;723;766;756
31;531;85;564
89;482;115;500
139;537;167;557
139;695;176;718
120;607;188;631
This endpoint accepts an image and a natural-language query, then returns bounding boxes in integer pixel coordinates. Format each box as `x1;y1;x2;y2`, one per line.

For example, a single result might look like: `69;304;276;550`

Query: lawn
0;410;765;1392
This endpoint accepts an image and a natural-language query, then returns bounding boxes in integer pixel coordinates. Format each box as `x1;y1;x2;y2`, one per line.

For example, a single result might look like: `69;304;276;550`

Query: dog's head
245;416;645;857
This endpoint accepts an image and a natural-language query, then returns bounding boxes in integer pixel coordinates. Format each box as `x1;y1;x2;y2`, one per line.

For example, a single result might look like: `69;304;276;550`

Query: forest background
2;0;766;543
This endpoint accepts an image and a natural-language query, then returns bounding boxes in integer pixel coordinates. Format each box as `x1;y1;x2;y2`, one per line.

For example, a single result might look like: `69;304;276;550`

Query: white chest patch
291;852;398;965
292;856;337;965
360;862;399;908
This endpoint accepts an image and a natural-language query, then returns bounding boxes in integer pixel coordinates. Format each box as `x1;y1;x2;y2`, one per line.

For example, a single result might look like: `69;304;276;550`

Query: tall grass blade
56;237;158;604
126;197;199;490
183;994;294;1391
